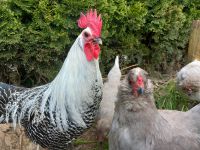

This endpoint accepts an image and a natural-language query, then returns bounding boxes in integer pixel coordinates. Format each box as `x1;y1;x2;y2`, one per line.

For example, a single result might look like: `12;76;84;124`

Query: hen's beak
187;88;192;96
137;87;144;95
94;38;102;45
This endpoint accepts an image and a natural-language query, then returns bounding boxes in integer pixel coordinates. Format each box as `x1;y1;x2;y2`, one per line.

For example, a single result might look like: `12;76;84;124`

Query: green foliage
144;1;191;71
74;137;108;150
0;0;199;86
154;80;194;111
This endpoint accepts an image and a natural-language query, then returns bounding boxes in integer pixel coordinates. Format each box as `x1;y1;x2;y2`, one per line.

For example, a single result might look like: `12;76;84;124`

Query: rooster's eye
84;32;89;38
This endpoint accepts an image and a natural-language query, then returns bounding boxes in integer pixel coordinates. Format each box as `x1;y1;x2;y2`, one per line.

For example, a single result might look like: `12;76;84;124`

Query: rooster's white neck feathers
6;36;102;130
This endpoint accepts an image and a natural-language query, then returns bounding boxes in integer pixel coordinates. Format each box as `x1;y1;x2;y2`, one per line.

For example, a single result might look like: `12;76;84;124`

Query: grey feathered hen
177;60;200;101
109;67;200;150
96;56;121;146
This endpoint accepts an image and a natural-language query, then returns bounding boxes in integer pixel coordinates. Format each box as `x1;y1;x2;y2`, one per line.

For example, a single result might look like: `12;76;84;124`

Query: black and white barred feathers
0;81;102;150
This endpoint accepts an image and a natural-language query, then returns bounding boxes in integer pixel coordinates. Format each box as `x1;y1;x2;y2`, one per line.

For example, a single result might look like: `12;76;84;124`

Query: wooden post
188;20;200;61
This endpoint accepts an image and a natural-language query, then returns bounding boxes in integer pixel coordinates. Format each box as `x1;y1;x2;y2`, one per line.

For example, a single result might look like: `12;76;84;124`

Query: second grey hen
96;56;121;145
176;60;200;101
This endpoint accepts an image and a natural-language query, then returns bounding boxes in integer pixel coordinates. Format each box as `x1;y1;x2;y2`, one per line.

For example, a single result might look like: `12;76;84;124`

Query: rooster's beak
94;38;102;45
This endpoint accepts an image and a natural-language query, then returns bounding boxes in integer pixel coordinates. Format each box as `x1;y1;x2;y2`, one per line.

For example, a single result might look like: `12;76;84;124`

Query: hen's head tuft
128;67;148;97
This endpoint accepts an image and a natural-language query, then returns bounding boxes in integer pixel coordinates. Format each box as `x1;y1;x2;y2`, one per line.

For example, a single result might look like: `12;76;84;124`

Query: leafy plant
154;80;196;111
0;0;199;86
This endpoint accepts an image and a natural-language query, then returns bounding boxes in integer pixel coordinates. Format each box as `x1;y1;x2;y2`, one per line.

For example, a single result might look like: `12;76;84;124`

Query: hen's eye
84;32;89;38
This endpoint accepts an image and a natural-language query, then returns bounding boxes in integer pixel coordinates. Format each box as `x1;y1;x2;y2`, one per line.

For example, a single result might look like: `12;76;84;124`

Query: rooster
96;56;121;148
176;60;200;101
0;9;103;150
109;67;200;150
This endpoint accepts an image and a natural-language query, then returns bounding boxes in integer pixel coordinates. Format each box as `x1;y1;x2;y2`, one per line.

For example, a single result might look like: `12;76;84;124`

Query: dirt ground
0;124;42;150
0;124;99;150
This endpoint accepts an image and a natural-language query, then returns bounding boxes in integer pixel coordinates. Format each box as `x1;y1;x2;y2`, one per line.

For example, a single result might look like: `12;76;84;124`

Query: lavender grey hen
0;9;103;150
109;67;200;150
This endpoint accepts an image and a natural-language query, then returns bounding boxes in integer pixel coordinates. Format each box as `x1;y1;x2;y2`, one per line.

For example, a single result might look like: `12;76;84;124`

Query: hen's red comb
77;9;102;37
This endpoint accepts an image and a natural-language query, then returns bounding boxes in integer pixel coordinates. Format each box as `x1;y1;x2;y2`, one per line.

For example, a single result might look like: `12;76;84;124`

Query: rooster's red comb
77;9;102;37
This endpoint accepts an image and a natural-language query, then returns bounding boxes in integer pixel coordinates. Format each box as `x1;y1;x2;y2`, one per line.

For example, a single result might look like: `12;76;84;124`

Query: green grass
154;80;196;111
74;139;97;145
74;138;109;150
